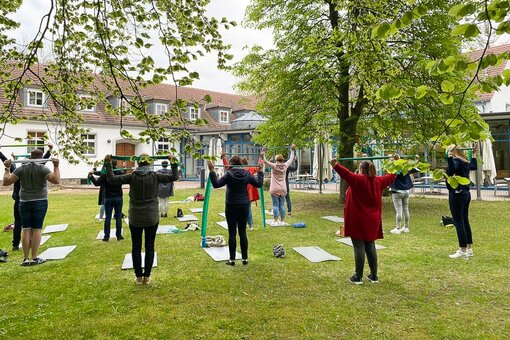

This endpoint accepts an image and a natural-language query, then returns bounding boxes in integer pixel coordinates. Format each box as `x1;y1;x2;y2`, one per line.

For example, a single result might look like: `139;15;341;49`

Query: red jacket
222;158;260;202
333;164;396;241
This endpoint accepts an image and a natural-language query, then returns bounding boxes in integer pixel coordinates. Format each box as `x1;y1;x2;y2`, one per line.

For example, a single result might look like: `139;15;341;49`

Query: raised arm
3;159;18;186
249;165;264;188
261;149;277;169
331;159;359;187
156;159;179;183
208;160;227;188
46;159;60;184
284;144;295;167
104;155;132;185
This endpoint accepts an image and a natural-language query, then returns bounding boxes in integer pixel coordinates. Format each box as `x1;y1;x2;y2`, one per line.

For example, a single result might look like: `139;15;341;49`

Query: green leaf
415;85;428;99
440;93;454;105
441;80;455;93
447;176;459;189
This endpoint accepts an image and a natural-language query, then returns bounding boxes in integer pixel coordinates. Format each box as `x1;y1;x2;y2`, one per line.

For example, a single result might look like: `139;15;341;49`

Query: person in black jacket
446;145;477;259
389;154;419;235
88;160;125;241
285;151;297;216
207;156;264;266
0;145;52;251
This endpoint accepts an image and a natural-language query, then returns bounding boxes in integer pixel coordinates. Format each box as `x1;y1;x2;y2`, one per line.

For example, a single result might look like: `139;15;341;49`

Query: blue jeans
449;190;472;247
104;196;123;239
285;190;292;213
247;204;253;226
271;194;286;221
19;200;48;229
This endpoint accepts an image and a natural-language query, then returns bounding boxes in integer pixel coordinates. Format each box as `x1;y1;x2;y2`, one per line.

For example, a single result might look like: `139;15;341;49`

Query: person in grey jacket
156;160;174;217
105;153;178;284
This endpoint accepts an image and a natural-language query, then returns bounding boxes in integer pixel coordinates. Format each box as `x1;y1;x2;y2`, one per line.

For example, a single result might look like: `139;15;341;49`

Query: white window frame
157;137;171;153
189;107;199;121
81;133;96;156
26;89;46;107
78;95;96;112
27;131;46;153
155;103;168;115
219;110;229;123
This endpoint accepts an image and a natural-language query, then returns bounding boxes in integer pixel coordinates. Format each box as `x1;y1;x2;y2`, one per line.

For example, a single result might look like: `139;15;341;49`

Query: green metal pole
259;187;266;228
201;177;212;247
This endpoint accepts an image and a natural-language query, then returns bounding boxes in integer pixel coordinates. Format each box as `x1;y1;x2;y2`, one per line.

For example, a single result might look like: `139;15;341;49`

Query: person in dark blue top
389;154;419;235
207;156;263;266
446;145;477;259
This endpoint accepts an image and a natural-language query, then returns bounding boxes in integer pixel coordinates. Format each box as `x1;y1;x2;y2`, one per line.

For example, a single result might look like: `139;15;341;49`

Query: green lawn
0;189;508;339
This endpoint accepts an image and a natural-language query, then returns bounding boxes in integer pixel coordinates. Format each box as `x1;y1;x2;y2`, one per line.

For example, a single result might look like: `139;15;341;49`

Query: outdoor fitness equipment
1;144;50;148
11;158;53;164
200;163;266;248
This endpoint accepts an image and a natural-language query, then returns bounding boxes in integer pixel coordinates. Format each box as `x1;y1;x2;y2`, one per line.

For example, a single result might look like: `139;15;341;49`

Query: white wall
489;61;510;112
1;122;179;179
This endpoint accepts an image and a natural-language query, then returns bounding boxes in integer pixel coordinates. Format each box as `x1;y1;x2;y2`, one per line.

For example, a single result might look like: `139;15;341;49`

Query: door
116;143;136;171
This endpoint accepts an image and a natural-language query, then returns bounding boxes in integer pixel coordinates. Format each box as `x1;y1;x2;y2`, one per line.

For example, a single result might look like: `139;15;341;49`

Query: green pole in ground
259;187;266;228
201;177;212;247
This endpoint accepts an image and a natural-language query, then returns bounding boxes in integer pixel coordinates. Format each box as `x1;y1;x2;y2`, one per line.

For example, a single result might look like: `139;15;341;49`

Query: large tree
0;0;234;162
234;0;485;201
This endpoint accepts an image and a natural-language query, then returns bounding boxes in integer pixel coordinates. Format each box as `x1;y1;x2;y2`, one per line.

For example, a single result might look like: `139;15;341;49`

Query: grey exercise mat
266;219;290;227
218;212;226;218
121;252;158;270
190;208;203;213
124;218;129;225
265;210;274;216
336;237;386;250
39;245;77;260
157;225;182;234
95;214;104;220
43;224;69;233
292;246;341;262
202;247;241;261
216;221;228;230
96;230;123;240
177;215;198;222
17;235;51;248
322;216;344;223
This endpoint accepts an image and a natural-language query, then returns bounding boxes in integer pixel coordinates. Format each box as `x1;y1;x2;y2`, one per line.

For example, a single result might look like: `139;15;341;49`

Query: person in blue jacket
389;154;419;235
207;156;263;266
446;144;477;259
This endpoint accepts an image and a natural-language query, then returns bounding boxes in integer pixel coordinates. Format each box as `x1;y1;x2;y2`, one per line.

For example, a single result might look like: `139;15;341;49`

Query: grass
0;188;509;339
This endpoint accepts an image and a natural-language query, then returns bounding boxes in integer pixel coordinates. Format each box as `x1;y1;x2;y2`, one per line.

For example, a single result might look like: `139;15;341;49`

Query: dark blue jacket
390;169;419;191
89;168;125;198
210;168;264;205
446;157;477;192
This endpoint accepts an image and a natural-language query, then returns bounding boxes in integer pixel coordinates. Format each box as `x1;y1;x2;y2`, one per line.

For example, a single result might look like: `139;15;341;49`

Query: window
78;95;96;112
26;89;46;107
81;134;96;156
220;110;229;123
27;131;46;152
157;138;171;153
190;107;199;121
155;103;168;115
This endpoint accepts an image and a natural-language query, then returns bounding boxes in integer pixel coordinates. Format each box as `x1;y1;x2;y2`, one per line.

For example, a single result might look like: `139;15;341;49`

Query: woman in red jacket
331;158;396;285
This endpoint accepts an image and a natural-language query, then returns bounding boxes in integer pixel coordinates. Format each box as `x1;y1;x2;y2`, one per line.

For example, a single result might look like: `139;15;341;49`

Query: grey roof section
231;111;267;130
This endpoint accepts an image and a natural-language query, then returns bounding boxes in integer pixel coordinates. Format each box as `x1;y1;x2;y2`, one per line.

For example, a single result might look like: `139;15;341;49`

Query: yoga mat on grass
216;221;228;230
157;225;183;234
336;237;386;250
265;210;273;216
292;246;341;262
124;218;129;225
95;214;104;220
202;247;241;262
321;216;344;223
121;252;158;270
39;245;77;260
217;212;226;218
177;215;198;222
266;219;290;227
43;224;68;233
96;230;123;240
17;235;51;248
190;208;203;213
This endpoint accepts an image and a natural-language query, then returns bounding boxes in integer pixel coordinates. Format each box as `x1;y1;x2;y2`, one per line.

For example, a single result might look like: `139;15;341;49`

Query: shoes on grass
226;260;235;266
466;248;474;257
134;277;143;285
102;238;109;242
117;236;124;241
12;246;19;251
20;258;30;266
30;257;46;265
349;275;363;285
242;259;248;265
390;227;401;235
366;274;379;284
401;227;410;233
142;276;151;285
449;250;468;259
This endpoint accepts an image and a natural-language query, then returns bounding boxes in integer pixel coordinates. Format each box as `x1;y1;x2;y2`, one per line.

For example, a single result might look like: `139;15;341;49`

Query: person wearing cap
156;160;174;218
105;153;178;284
2;148;60;266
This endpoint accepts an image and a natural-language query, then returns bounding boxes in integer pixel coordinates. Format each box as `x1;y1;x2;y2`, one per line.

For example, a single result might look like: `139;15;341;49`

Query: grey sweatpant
391;191;410;229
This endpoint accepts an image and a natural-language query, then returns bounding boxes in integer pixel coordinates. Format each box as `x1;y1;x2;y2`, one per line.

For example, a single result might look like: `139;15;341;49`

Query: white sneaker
466;248;474;257
390;227;401;235
449;250;468;259
401;227;410;233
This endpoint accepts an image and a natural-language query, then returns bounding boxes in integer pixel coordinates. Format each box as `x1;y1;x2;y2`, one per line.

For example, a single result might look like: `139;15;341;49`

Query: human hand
4;159;12;169
290;144;295;151
104;154;112;164
330;159;337;167
88;171;94;176
167;154;176;162
48;144;53;151
260;150;265;157
207;161;215;171
51;158;59;167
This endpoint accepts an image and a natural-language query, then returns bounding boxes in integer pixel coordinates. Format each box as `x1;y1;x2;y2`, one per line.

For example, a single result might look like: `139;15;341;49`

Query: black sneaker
225;260;235;266
242;259;248;265
20;258;30;266
349;275;363;285
117;236;124;241
102;238;109;242
30;257;46;265
12;246;19;251
366;274;379;284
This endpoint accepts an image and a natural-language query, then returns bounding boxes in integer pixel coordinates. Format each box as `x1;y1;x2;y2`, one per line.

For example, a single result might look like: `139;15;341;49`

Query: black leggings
351;238;378;279
129;224;158;277
225;204;249;261
449;190;473;248
12;199;22;248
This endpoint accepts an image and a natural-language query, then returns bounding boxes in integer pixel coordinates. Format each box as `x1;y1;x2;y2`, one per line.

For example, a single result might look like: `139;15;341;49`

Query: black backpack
177;208;184;218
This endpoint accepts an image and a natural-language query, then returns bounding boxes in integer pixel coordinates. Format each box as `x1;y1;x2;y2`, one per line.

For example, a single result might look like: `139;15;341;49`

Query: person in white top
262;144;295;225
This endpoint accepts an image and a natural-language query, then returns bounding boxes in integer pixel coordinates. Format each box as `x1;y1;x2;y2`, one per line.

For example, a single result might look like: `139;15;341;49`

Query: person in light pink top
261;144;295;225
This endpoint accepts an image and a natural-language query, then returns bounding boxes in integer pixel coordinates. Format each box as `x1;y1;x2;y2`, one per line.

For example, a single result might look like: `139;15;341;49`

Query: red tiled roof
467;44;510;101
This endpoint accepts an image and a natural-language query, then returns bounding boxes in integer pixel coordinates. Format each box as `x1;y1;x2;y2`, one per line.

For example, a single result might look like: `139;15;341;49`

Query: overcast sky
10;0;273;94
